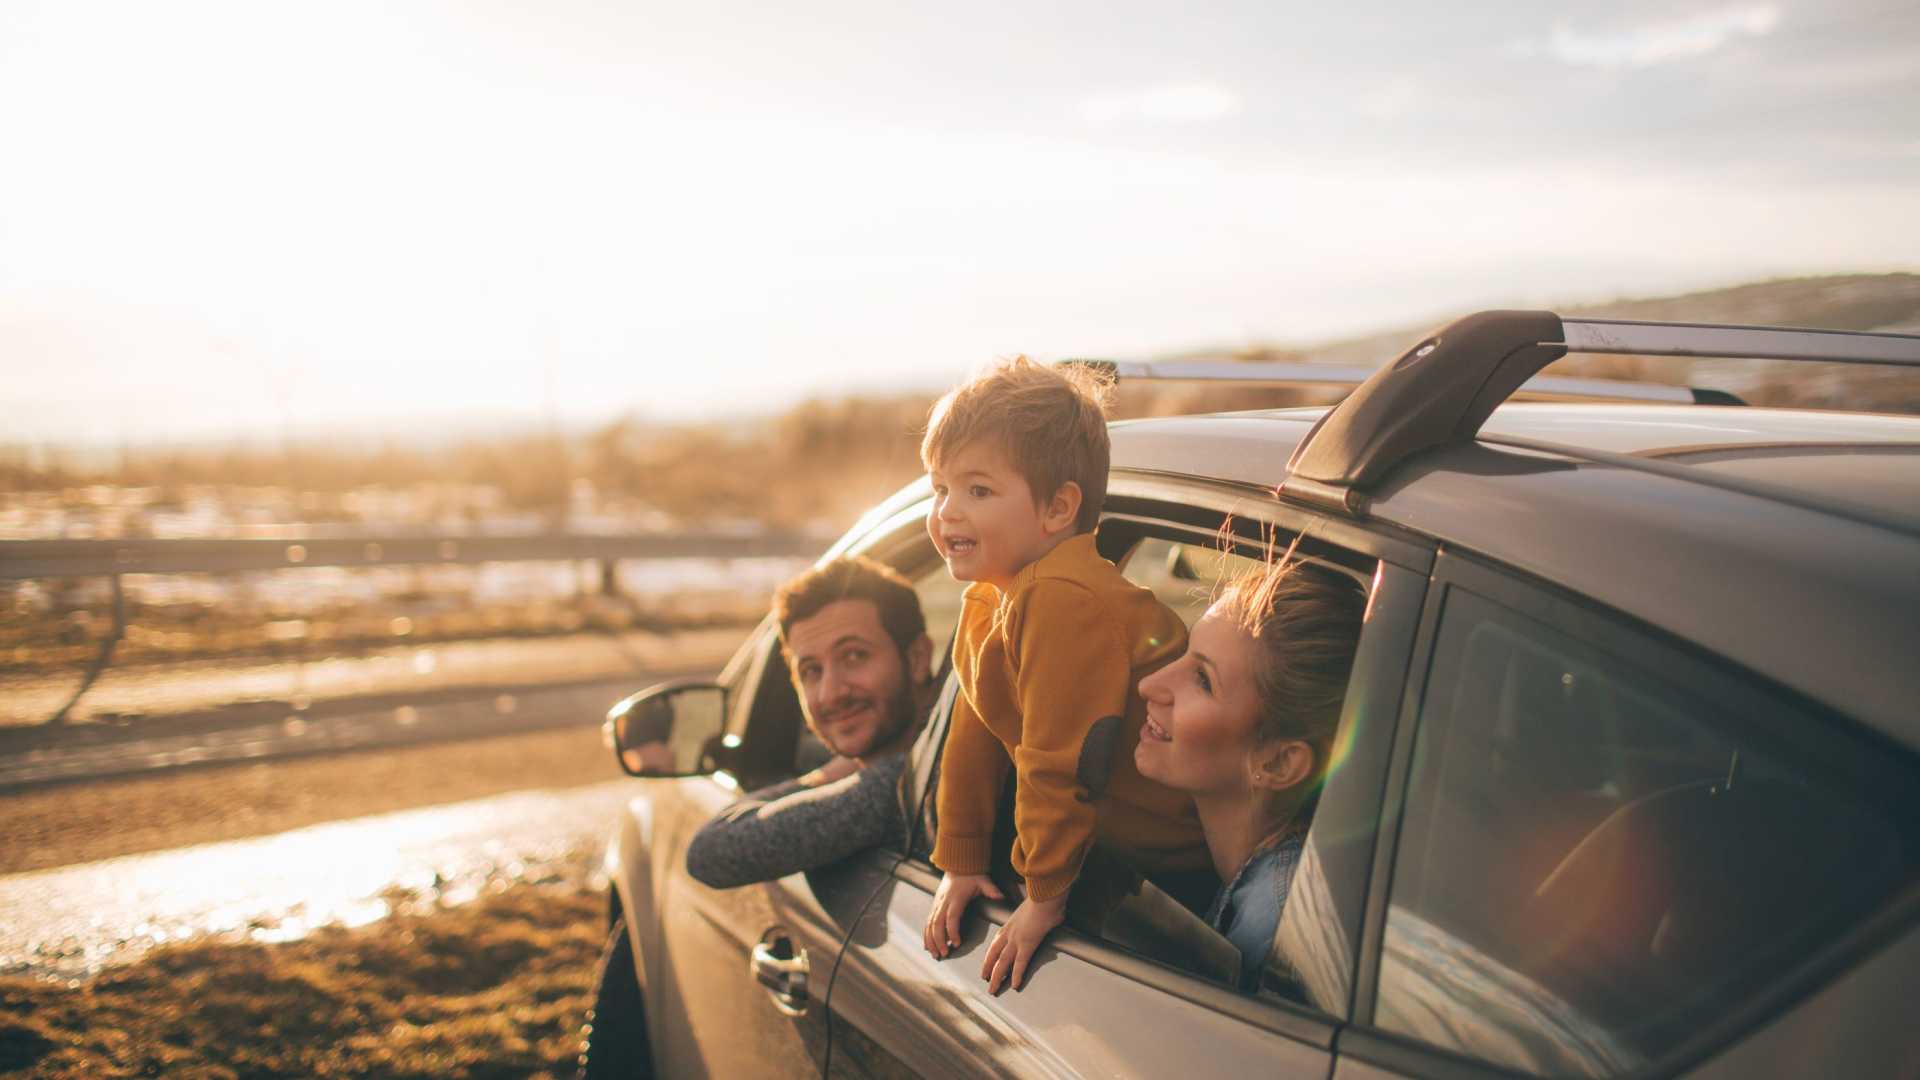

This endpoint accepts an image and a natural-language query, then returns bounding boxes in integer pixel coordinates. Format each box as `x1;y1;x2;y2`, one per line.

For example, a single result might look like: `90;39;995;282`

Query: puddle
0;780;638;981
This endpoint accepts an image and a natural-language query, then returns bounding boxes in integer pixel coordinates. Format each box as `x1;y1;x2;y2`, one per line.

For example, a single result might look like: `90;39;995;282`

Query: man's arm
684;753;907;888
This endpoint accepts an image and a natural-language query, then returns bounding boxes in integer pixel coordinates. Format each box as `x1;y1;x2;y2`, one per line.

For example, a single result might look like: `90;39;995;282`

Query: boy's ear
1250;739;1315;792
907;633;934;686
1041;481;1082;536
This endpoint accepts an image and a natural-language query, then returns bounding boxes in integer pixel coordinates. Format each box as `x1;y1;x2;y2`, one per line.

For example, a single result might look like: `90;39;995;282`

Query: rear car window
1376;586;1917;1076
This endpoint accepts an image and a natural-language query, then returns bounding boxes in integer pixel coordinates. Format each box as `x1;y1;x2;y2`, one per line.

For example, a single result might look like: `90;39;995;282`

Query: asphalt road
0;778;637;982
0;724;647;981
0;631;734;981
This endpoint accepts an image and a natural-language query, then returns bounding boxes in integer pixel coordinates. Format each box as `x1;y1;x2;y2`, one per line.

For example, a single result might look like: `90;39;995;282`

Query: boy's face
927;440;1067;590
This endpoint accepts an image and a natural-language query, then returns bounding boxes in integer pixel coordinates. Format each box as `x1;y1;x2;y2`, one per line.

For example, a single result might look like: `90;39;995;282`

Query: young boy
919;357;1209;994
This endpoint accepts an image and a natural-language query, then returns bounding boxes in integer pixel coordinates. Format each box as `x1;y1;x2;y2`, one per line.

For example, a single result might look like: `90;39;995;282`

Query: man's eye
842;648;869;665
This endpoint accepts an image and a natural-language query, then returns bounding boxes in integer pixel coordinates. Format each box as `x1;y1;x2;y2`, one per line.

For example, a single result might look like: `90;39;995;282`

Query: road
0;629;736;982
1;777;639;982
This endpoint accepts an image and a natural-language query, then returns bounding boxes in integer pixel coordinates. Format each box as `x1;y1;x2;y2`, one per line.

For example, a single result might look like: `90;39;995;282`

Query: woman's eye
1194;668;1212;693
969;485;991;498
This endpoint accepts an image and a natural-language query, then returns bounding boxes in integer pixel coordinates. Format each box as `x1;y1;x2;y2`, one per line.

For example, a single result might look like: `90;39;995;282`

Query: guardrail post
49;573;126;726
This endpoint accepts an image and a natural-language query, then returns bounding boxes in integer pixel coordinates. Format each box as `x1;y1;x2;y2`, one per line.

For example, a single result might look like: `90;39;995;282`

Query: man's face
785;598;921;759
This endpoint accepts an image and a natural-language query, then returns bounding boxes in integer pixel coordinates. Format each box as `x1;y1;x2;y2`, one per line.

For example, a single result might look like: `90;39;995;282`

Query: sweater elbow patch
1074;715;1124;803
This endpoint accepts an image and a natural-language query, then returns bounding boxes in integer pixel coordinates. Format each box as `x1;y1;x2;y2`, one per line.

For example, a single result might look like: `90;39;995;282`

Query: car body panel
1371;441;1920;744
1686;920;1920;1079
612;775;849;1077
828;862;1337;1080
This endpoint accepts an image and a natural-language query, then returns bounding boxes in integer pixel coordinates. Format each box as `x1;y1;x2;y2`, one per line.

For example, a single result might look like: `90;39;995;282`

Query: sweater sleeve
1008;579;1135;902
930;685;1010;876
684;755;907;888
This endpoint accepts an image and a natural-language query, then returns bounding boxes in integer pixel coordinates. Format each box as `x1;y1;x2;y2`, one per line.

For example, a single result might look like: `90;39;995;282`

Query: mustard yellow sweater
931;533;1208;902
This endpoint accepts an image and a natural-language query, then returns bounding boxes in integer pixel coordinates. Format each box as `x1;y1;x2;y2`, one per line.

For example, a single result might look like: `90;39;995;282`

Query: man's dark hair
774;556;926;656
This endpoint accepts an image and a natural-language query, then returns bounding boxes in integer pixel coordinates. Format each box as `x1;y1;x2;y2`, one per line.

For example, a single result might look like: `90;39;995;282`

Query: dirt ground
0;728;635;1077
0;725;623;875
0;883;606;1079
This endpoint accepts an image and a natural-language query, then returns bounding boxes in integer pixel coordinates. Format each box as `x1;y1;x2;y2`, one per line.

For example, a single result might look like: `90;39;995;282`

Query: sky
1;0;1916;446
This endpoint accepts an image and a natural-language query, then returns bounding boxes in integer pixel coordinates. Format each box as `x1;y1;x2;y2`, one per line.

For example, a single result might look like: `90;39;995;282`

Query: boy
919;357;1209;994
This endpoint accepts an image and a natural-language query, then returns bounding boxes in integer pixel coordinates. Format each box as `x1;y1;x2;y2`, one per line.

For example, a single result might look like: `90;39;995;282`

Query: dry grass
1;592;755;676
0;884;605;1079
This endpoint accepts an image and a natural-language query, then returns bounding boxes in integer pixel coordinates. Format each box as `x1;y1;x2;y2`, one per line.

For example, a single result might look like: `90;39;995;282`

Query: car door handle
751;935;810;1017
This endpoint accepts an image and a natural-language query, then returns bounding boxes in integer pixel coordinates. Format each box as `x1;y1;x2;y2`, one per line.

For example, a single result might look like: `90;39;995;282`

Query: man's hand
981;892;1066;994
923;872;1003;959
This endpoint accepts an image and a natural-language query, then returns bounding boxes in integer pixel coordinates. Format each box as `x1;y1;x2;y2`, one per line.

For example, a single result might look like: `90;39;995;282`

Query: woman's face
1135;602;1266;797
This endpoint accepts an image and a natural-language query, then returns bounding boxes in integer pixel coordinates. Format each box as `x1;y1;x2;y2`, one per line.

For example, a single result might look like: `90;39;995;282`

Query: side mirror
603;679;730;777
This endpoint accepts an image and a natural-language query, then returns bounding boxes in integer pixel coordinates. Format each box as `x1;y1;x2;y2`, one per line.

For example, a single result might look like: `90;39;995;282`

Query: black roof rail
1278;310;1920;514
1060;357;1736;405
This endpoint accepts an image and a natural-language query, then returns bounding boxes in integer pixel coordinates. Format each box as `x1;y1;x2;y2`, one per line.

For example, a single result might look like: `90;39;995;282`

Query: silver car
583;311;1920;1078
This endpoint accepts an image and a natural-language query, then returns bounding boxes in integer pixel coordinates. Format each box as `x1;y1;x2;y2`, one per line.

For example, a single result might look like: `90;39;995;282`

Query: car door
642;498;968;1078
1332;551;1920;1079
819;493;1435;1078
635;613;864;1078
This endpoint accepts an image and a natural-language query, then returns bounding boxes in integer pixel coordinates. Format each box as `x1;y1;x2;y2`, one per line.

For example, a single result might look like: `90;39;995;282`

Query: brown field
0;883;606;1079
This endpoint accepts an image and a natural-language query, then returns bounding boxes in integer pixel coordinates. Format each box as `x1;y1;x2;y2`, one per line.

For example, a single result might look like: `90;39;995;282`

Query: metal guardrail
1;529;824;727
0;530;825;580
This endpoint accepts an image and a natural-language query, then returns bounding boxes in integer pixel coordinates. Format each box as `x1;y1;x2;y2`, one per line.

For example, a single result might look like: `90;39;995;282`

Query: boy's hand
923;872;1003;958
981;892;1067;994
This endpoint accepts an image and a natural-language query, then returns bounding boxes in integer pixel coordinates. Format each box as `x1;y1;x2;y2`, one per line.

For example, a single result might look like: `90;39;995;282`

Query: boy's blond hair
920;357;1113;534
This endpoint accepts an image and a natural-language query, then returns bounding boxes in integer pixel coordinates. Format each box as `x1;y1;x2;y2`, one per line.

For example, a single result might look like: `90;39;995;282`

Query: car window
914;561;965;670
1375;586;1917;1077
1122;535;1369;627
1122;536;1252;625
902;517;1382;1005
792;551;965;776
1117;534;1379;1000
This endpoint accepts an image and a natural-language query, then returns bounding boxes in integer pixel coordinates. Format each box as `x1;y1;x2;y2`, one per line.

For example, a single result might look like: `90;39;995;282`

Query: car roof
1108;403;1920;749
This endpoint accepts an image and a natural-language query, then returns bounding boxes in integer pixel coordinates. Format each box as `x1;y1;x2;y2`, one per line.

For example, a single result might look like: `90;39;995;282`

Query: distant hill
1166;272;1920;414
10;273;1915;527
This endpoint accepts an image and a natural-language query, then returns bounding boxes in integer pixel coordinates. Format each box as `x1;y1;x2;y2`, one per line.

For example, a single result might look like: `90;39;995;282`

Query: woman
1134;554;1365;991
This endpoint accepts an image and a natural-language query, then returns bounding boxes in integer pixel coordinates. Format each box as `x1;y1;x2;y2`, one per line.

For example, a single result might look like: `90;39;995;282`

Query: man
684;556;939;888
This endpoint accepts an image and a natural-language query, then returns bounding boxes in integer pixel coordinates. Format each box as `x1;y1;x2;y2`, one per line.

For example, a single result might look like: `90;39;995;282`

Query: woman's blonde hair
1213;537;1367;794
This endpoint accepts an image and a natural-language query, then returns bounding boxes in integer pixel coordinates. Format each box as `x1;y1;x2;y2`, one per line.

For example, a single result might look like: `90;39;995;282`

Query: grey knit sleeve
684;754;908;888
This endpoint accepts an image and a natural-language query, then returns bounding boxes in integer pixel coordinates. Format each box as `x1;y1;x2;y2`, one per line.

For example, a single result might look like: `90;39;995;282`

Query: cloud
1519;5;1782;69
1080;83;1241;125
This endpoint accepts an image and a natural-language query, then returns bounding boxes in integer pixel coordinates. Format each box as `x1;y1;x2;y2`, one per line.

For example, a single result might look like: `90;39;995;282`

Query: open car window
1109;528;1375;1004
789;527;963;783
904;512;1380;1010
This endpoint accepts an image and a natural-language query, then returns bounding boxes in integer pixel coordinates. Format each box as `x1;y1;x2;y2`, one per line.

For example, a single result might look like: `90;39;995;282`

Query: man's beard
821;676;917;759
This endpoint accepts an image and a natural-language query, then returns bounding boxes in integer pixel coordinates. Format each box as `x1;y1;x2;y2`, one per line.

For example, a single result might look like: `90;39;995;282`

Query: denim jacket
1204;831;1305;992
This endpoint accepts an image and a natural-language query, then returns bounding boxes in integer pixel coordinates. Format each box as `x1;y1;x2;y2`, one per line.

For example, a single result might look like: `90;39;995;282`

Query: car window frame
890;478;1438;1036
1342;545;1920;1080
